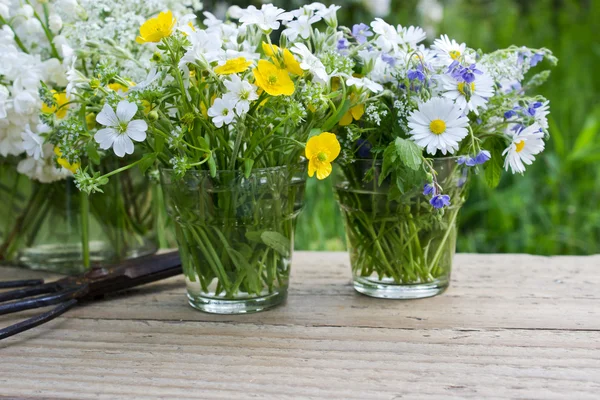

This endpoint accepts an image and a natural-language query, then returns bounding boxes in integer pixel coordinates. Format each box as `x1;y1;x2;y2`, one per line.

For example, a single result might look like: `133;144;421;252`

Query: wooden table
1;252;599;399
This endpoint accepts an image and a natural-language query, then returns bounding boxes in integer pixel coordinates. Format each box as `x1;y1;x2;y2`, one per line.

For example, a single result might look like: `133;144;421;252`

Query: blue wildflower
457;156;468;165
352;23;373;44
530;53;544;67
504;110;517;119
381;53;396;66
407;64;425;82
337;38;349;51
465;157;477;167
474;150;491;165
461;64;483;84
430;194;451;209
423;183;436;196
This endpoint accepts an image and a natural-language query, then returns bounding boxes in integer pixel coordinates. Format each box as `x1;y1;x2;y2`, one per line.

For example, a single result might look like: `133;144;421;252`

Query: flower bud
48;14;63;34
148;111;159;122
90;78;101;89
151;51;162;62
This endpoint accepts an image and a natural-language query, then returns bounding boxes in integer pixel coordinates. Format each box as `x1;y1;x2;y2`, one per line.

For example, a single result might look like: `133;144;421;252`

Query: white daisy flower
290;43;329;83
239;4;292;32
432;34;468;65
400;26;426;48
440;69;495;115
283;14;321;42
207;97;236;128
0;84;9;119
95;101;148;158
223;75;258;116
346;76;384;93
503;123;545;174
407;97;470;155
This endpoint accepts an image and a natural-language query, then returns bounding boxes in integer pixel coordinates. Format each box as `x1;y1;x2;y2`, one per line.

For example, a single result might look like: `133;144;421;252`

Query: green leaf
86;141;101;165
394;137;422;171
138;153;157;174
154;133;165;154
379;144;396;185
322;98;350;132
483;138;504;188
244;158;254;179
245;231;264;243
207;153;217;177
260;231;291;257
571;108;599;156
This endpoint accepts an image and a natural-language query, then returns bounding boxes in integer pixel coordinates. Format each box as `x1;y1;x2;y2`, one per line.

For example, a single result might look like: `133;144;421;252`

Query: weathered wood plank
0;319;599;399
3;252;597;331
1;252;599;399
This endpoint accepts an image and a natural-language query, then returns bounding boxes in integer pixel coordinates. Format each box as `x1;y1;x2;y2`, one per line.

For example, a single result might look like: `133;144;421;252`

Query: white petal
94;128;118;149
96;104;119;127
113;135;134;157
116;101;138;123
126;120;148;142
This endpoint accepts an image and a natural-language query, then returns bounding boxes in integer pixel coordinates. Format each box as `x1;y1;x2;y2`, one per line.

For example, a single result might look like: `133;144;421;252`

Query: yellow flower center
317;152;328;162
429;119;446;135
457;82;475;96
515;140;526;153
449;50;461;60
118;122;129;134
268;74;278;85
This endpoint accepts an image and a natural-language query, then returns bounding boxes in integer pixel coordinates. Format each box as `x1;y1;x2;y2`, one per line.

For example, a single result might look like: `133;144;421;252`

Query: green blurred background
207;0;600;254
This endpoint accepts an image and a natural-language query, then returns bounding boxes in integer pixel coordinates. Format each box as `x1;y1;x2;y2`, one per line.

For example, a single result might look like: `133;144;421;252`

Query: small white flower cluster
365;103;387;126
0;0;196;183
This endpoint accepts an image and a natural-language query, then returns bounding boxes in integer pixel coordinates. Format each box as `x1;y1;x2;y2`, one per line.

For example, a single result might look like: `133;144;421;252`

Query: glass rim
343;156;462;164
160;160;307;175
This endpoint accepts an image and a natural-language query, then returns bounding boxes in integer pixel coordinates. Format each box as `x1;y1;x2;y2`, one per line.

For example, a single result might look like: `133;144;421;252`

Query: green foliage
293;0;600;255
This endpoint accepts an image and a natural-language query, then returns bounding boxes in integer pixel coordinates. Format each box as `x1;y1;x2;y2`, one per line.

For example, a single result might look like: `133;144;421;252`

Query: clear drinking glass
334;158;467;299
160;164;306;314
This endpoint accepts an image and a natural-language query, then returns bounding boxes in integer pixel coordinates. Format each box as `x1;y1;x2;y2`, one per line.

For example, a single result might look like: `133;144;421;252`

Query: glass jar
334;158;467;299
0;161;157;274
160;165;306;314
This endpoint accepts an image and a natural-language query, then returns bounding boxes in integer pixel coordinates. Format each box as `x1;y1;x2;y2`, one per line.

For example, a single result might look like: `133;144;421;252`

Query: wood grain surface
1;252;599;399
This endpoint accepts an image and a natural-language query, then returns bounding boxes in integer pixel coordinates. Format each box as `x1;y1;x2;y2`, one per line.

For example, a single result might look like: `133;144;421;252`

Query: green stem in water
80;190;91;268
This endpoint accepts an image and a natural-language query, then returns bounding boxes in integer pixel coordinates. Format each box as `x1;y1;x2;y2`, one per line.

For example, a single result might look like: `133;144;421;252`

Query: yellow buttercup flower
108;82;130;93
339;94;364;126
261;42;303;76
214;57;252;75
41;91;69;119
252;60;294;96
305;132;341;180
136;11;176;44
54;147;80;174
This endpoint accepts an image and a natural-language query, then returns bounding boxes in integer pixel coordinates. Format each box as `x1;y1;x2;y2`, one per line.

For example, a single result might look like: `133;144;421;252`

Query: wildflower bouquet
74;3;350;312
0;0;195;270
331;18;557;298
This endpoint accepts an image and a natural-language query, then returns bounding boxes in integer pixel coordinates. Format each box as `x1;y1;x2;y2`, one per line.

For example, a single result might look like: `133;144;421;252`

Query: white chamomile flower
407;97;470;155
283;14;321;41
400;26;426;48
239;4;292;32
346;76;384;93
432;34;467;65
21;124;46;160
503;123;545;174
223;75;258;116
441;69;495;115
291;43;329;83
207;97;236;128
95;101;148;158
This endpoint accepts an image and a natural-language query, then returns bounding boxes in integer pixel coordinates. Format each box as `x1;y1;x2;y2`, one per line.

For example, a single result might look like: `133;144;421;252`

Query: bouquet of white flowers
0;0;198;270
